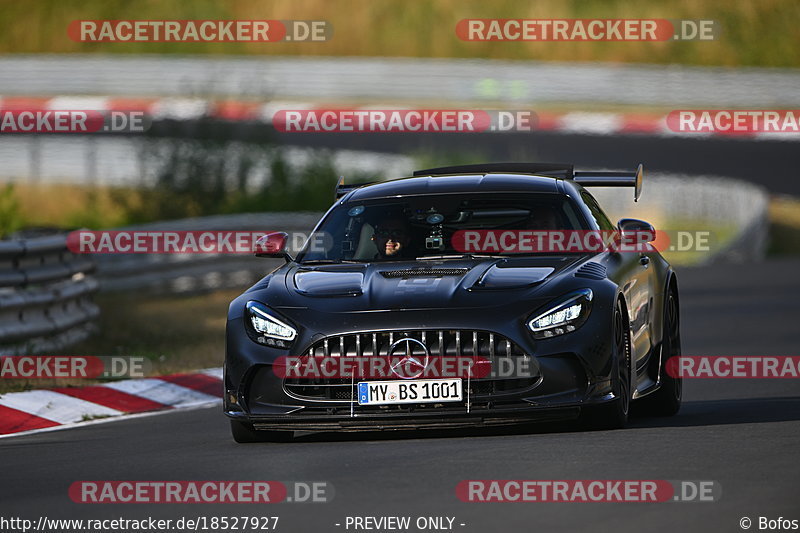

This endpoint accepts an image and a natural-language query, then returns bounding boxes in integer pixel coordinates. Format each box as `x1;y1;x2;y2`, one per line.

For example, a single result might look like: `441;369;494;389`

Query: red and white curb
0;367;222;438
1;95;798;141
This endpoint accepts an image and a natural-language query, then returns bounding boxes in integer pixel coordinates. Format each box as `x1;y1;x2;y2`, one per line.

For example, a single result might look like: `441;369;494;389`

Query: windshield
297;192;588;263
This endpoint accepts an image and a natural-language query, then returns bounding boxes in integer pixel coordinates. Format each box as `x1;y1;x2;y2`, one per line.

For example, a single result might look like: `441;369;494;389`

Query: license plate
357;378;462;405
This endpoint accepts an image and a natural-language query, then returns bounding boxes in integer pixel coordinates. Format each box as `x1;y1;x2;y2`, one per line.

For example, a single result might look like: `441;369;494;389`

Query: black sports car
224;162;682;442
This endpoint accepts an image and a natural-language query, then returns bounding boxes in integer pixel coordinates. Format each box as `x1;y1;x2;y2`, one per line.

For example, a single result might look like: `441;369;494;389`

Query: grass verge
0;290;236;394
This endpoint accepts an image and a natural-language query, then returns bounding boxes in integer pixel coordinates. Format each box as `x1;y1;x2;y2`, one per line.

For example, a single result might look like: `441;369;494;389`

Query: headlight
527;289;593;339
246;301;297;346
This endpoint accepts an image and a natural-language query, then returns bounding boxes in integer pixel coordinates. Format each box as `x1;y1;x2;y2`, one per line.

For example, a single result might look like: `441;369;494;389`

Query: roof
344;173;562;202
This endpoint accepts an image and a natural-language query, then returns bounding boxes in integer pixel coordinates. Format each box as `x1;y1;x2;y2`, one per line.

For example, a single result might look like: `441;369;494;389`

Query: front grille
380;268;469;279
284;330;538;402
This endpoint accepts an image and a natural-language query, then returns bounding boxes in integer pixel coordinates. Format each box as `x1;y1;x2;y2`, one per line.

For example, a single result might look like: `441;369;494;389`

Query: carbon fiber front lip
228;402;587;431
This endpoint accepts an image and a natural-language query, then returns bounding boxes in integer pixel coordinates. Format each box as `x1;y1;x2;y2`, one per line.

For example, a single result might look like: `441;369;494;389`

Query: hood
247;256;584;314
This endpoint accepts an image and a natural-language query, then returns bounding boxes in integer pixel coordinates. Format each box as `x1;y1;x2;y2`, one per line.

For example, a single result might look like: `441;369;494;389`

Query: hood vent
575;262;607;280
380;268;469;279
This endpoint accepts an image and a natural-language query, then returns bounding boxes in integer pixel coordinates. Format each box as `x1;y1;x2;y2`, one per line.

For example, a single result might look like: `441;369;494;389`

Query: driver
371;217;413;258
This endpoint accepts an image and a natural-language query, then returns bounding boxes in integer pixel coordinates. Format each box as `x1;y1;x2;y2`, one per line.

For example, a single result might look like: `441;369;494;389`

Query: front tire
230;420;294;443
583;299;632;430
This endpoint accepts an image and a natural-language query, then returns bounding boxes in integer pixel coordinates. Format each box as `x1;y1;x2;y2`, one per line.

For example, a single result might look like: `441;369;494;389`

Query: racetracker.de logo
0;109;148;133
667;110;800;134
666;356;800;378
456;19;719;41
66;230;328;254
69;481;286;503
457;480;674;502
452;230;664;254
0;356;150;379
68;20;331;42
458;480;720;503
272;109;537;133
273;355;505;380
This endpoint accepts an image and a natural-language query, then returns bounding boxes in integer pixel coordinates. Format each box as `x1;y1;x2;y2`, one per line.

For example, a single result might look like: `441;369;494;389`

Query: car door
580;191;654;371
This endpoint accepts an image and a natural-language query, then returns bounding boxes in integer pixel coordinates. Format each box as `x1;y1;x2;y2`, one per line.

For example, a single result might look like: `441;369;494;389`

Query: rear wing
413;162;575;180
573;163;644;202
335;163;644;201
413;162;644;201
334;176;377;199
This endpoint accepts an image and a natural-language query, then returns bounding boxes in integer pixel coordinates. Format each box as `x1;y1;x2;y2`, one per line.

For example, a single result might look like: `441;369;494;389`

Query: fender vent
575;262;607;280
380;268;468;279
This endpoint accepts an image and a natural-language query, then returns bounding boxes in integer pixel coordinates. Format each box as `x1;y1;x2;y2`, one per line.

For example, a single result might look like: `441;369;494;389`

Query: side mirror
254;232;292;260
617;218;656;243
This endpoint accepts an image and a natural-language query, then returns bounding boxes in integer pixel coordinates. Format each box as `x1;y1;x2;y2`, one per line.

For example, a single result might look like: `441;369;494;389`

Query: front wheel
230;420;294;443
582;299;631;430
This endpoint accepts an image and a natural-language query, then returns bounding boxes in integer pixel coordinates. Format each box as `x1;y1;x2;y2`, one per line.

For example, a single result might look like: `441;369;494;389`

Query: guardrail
0;233;99;355
592;174;770;265
92;213;321;294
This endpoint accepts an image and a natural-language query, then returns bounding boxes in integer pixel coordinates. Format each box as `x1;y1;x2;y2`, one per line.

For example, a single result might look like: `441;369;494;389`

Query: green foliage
0;183;22;238
0;0;797;67
65;189;107;229
115;139;370;223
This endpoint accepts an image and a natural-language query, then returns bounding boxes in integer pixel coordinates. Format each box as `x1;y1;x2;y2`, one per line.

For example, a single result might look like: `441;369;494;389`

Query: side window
580;190;615;230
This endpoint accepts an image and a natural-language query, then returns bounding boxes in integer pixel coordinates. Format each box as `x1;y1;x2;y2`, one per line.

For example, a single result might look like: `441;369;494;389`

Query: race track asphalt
2;258;798;533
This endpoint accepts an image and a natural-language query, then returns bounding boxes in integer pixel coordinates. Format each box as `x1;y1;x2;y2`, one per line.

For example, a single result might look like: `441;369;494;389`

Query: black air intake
380;268;469;279
575;262;607;280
